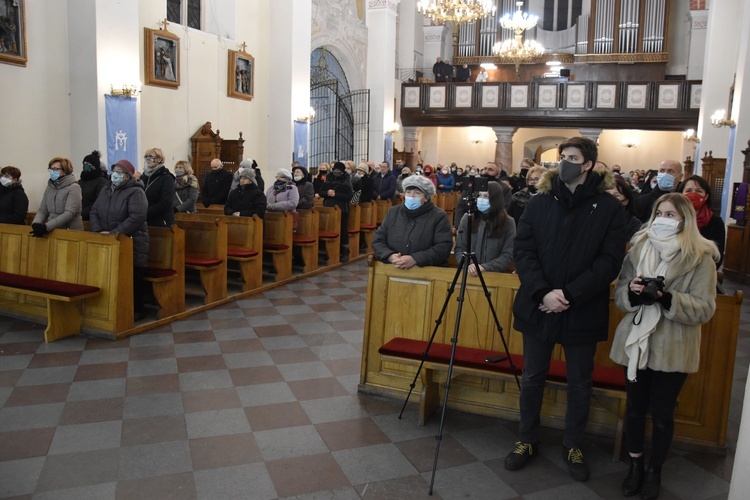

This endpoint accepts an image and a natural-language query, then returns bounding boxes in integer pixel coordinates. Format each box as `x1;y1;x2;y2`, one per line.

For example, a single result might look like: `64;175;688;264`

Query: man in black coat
505;137;627;482
201;158;233;207
432;57;446;82
634;159;682;222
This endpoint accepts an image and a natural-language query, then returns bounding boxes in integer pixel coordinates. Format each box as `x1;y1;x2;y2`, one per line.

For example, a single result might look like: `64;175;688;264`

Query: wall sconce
470;138;483;144
710;109;735;128
110;84;140;98
296;107;316;122
385;123;400;134
683;129;700;143
621;137;639;148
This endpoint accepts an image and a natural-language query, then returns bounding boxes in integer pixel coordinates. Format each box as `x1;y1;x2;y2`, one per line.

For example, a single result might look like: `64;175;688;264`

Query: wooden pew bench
359;201;376;253
378;337;627;461
293;209;319;273
263;212;293;282
0;271;100;343
173;217;228;304
145;226;186;319
347;203;361;259
317;206;341;265
225;215;264;291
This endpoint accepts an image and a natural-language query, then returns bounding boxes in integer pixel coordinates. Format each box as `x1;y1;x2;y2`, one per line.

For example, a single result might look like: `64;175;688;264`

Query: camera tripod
396;199;519;495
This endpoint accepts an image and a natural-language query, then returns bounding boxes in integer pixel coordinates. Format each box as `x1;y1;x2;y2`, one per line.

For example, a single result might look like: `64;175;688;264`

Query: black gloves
30;223;49;238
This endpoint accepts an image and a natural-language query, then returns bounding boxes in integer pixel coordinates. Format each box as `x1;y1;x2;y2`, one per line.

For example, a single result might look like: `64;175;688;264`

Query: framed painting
0;0;27;67
228;49;254;101
144;28;180;89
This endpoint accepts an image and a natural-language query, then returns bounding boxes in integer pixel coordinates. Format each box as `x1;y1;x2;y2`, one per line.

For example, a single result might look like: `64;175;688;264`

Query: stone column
268;0;312;170
402;126;421;169
492;127;517;174
366;0;400;163
578;128;603;143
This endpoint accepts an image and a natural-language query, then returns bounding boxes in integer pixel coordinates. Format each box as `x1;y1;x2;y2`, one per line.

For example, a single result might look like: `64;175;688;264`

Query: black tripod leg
428;253;472;495
397;255;467;420
470;254;520;389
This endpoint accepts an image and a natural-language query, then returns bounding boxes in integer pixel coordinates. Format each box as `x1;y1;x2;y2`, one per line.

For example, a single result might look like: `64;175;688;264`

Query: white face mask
0;177;12;187
650;217;682;239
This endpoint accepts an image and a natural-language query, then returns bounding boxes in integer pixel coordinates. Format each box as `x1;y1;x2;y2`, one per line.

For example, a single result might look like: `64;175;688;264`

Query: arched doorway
309;48;369;169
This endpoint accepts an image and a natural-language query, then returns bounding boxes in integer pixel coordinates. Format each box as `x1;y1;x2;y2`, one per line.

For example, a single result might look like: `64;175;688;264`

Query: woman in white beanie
372;174;453;269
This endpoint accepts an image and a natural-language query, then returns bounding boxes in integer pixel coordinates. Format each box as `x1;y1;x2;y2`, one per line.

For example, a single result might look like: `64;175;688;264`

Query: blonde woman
173;160;199;213
610;193;719;500
141;147;175;227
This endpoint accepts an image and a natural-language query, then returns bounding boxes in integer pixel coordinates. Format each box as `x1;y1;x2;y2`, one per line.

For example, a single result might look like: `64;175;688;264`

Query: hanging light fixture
416;0;496;25
493;1;544;79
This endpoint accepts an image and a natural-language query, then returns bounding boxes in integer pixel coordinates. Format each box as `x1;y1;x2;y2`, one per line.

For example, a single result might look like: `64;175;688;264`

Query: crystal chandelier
499;1;538;33
416;0;497;25
493;1;544;79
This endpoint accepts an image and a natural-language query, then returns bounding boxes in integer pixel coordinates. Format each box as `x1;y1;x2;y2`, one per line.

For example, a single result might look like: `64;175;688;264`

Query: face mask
175;168;185;177
50;170;61;181
441;169;449;175
451;167;457;173
558;159;585;184
293;174;304;181
111;172;125;186
83;163;94;172
274;179;286;186
0;177;12;187
476;198;491;213
319;171;327;177
650;217;682;239
684;191;707;210
143;165;155;176
656;172;675;191
332;170;343;177
528;185;538;194
520;168;529;177
404;196;421;210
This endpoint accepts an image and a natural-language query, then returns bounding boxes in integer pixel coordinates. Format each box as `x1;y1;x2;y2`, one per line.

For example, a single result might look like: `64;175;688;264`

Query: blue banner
105;95;138;171
384;133;393;166
720;126;737;220
293;120;308;168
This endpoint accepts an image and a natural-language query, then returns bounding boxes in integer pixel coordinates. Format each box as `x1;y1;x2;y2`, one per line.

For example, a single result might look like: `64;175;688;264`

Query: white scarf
623;229;681;381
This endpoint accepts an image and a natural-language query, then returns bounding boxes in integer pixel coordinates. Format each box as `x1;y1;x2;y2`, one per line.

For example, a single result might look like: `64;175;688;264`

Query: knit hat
356;163;368;173
332;161;346;172
277;168;293;180
113;159;136;177
403;175;435;198
83;151;101;169
237;168;256;182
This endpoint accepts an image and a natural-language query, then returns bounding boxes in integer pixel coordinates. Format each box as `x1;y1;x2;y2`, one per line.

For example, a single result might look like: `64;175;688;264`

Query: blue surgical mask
111;172;125;186
476;198;491;213
656;172;675;191
404;196;421;210
49;170;61;181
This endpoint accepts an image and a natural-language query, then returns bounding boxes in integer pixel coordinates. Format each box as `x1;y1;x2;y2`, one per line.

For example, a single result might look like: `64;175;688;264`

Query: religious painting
228;49;254;101
144;28;180;89
0;0;26;67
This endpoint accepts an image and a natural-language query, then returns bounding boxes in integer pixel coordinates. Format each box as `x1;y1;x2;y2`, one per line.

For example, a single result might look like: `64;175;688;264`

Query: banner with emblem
384;133;393;166
105;95;138;171
293;120;308;168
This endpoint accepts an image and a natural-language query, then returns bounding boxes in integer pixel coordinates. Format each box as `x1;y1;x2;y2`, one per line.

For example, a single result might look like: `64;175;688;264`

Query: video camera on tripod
461;175;489;211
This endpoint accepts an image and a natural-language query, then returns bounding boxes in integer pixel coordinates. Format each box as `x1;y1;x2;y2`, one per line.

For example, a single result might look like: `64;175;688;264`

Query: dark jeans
624;367;688;467
519;333;597;449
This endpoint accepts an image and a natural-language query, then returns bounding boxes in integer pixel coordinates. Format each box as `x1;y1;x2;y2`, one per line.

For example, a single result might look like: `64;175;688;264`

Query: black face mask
332;170;343;177
528;185;538;193
559;160;586;184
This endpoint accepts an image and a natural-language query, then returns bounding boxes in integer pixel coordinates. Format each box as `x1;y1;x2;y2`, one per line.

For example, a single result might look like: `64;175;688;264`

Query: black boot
622;456;644;497
341;245;349;263
640;466;661;500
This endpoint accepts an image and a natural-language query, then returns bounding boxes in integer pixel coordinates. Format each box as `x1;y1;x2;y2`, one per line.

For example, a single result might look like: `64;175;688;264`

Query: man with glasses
201;158;233;207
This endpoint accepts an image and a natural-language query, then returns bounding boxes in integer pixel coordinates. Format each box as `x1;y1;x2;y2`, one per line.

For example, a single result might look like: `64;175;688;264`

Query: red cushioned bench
379;337;627;461
0;271;100;343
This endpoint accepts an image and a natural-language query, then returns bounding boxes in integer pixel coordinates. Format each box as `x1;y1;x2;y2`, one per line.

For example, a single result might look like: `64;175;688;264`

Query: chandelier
493;1;544;79
416;0;497;25
500;1;539;33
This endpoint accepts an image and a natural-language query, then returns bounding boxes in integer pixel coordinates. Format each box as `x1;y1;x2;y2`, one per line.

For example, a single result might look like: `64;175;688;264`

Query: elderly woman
292;164;315;209
173;160;199;213
266;168;300;212
89;159;149;321
395;167;412;199
31;157;83;236
78;150;109;221
372;175;453;269
225;167;267;218
142;148;175;227
0;166;29;225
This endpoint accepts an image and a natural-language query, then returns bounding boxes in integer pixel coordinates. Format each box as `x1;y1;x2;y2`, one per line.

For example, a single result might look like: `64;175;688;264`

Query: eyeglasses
112;168;127;175
143;156;156;161
527;177;541;184
48;167;63;172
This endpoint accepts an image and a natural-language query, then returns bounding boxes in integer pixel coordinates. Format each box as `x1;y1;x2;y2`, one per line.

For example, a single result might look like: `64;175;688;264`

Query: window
166;0;202;30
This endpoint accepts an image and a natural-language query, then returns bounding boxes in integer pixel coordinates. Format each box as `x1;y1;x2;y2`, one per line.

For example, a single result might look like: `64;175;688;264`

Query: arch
523;135;569;165
310;39;364;91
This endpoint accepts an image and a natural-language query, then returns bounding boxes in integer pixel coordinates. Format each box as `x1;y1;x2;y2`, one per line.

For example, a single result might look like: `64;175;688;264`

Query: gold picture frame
144;27;180;89
0;0;27;67
228;49;254;101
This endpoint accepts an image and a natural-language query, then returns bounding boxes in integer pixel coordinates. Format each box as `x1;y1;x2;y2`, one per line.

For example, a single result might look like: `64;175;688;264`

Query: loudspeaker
560;69;571;77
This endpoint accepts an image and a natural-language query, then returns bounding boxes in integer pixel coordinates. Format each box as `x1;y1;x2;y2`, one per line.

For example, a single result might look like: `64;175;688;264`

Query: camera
639;276;665;305
463;175;488;195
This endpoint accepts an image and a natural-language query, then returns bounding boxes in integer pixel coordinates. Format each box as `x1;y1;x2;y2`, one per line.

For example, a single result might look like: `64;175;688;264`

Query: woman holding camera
609;193;719;500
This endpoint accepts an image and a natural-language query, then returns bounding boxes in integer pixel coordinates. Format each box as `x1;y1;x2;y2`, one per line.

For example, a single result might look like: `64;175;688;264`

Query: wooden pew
316;205;341;265
359;201;376;253
293;209;319;273
347;203;361;259
196;205;226;216
0;223;134;340
375;200;391;226
263;211;293;282
145;226;186;319
174;217;228;304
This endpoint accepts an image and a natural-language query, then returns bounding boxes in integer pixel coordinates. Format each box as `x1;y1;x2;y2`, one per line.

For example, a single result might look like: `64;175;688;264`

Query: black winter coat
224;183;267;218
78;170;109;221
320;172;353;213
513;169;628;345
0;183;29;225
358;173;373;203
201;168;233;206
143;165;175;227
89;179;149;268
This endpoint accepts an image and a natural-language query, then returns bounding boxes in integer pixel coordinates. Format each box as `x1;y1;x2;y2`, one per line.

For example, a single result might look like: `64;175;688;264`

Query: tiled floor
0;260;745;499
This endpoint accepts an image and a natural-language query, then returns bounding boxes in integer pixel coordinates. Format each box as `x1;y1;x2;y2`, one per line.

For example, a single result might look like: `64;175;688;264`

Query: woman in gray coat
89;159;150;321
372;175;453;269
31;157;83;236
455;181;516;274
173;160;199;213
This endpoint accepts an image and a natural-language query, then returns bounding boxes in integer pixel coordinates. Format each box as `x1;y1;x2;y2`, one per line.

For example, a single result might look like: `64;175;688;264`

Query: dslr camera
639;276;665;305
